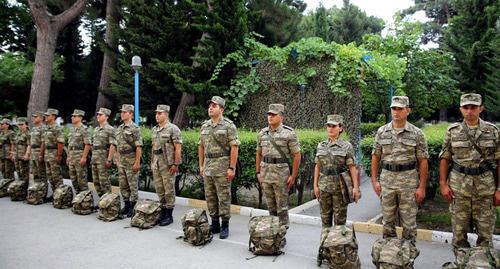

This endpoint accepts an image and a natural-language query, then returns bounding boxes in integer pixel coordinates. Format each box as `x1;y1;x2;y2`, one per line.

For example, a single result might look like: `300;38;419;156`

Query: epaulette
223;117;233;124
483;120;499;130
447;122;461;131
283;125;294;131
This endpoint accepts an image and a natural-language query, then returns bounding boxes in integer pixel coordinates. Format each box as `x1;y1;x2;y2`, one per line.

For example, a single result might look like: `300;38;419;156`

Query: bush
360;122;384;136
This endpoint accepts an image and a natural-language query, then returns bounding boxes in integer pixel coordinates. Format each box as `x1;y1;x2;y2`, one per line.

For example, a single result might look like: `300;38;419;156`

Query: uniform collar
209;117;225;127
268;123;283;133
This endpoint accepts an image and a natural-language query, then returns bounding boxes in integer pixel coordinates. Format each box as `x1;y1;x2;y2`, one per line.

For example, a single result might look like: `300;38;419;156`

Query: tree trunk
439;108;448;122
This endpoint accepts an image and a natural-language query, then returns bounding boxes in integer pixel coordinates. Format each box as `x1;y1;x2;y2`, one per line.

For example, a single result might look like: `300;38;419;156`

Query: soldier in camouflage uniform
30;111;47;183
151;104;182;226
14;117;31;186
0;119;16;179
67;109;91;194
198;96;240;239
40;108;65;193
313;115;360;234
116;104;142;218
256;104;301;228
91;107;116;197
439;93;499;258
371;96;429;245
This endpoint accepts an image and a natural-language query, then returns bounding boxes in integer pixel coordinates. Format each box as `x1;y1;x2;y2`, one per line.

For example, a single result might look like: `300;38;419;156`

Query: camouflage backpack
7;180;27;201
72;190;95;215
26;182;48;205
371;238;420;269
52;185;73;209
317;225;360;268
179;208;213;246
130;199;162;229
248;216;287;256
97;192;121;221
442;247;500;269
0;178;14;197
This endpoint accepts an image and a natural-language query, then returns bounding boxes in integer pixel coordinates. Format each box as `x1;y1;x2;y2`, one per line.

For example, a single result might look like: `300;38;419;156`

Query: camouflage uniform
1;120;16;179
91;108;116;196
372;96;428;243
30;112;47;183
67;109;90;194
439;94;499;250
42;109;65;191
14;118;30;185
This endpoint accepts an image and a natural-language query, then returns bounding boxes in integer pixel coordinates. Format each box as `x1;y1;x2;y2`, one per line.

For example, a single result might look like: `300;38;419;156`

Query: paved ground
0;196;455;269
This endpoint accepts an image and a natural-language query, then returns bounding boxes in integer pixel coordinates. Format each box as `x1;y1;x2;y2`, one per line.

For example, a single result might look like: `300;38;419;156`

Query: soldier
256;104;301;228
91;107;116;197
14;117;31;187
40;108;65;194
439;93;499;258
67;109;91;194
0;119;16;179
30;111;47;183
116;104;142;218
371;96;429;246
198;96;239;239
313;114;360;234
151;104;182;226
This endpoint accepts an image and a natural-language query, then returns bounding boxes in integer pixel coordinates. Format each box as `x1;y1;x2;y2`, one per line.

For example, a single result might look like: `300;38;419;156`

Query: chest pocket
478;133;496;159
316;149;329;166
378;137;392;154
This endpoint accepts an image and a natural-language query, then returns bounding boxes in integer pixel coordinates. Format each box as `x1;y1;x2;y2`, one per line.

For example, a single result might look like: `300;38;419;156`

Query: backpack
72;190;95;215
248;216;287;256
7;180;27;201
52;185;73;209
442;247;500;269
179;208;212;246
317;225;360;268
0;178;14;197
26;182;48;205
130;199;162;229
371;238;420;269
97;192;121;221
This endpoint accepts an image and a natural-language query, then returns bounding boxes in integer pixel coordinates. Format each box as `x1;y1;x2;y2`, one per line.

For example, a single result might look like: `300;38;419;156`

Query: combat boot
160;208;173;226
210;218;221;234
220;220;229;239
121;201;130;216
157;207;167;225
127;201;136;218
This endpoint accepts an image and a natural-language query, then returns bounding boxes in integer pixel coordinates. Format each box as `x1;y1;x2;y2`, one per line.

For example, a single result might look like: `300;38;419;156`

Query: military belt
452;162;489;176
45;145;57;150
31;144;40;149
92;145;108;151
119;148;135;155
69;146;84;151
320;166;347;176
153;149;163;155
382;162;416;172
205;152;229;159
262;156;288;164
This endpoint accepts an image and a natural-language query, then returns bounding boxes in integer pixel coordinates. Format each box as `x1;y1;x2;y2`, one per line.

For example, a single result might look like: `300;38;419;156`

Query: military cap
44;108;59;116
390;96;409;108
32;111;45;117
16;117;28;124
267;104;285;115
120;104;134;112
96;107;111;116
155;104;170;113
460;93;482;107
207;96;225;108
326;114;343;125
1;119;11;125
71;109;85;117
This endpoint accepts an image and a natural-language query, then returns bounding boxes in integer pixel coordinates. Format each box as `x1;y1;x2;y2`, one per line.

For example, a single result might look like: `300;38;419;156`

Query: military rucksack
97;192;121;221
248;216;287;257
442;246;500;269
52;185;73;209
179;208;213;246
130;199;162;229
0;178;14;197
7;180;27;201
26;182;48;205
317;225;360;268
371;238;420;269
72;190;95;215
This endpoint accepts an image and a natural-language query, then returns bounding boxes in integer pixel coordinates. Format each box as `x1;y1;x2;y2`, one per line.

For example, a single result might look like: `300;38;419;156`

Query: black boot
121;201;130;216
127;201;136;218
160;208;173;226
210;218;221;234
220;220;229;239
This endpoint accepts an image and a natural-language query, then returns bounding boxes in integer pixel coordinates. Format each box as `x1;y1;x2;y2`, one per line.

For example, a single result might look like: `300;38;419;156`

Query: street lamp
131;55;142;125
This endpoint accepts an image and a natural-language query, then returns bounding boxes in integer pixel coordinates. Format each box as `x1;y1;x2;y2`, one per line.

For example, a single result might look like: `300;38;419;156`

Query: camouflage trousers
30;150;46;182
450;194;496;250
1;158;15;179
118;155;139;202
381;187;417;242
152;159;175;209
45;152;63;192
91;153;111;196
68;151;88;194
319;188;347;227
262;179;289;227
15;159;29;185
203;175;231;221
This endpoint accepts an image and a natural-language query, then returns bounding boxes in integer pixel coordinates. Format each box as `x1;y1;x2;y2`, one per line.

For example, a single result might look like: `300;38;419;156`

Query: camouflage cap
32;111;45;117
44;108;59;116
326;114;343;125
460;93;482;106
71;109;85;117
96;107;111;116
267;104;285;115
120;104;134;112
207;96;225;108
390;96;409;108
16;117;28;124
155;104;170;113
1;119;11;125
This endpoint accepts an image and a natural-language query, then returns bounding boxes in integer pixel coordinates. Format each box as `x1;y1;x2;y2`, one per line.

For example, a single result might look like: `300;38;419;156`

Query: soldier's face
96;113;107;124
208;103;223;117
46;115;55;123
121;111;132;121
31;116;41;124
460;105;483;122
71;115;82;124
391;106;410;121
155;112;167;123
18;123;27;131
267;113;283;125
326;124;341;138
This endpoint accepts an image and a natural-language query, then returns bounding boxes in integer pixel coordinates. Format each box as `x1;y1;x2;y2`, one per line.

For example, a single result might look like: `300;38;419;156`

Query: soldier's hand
226;168;235;182
105;160;112;169
440;184;454;203
494;191;500;206
169;165;178;175
371;181;381;197
415;186;426;204
353;188;361;203
286;176;295;190
314;186;320;200
57;155;62;165
38;155;44;164
79;157;86;167
199;166;204;177
257;173;264;184
22;154;29;161
132;162;140;172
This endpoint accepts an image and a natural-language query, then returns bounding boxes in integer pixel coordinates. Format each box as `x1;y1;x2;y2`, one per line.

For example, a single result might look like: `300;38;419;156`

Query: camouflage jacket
0;130;14;159
91;123;116;159
14;130;30;158
315;138;355;192
67;124;90;160
42;123;65;159
115;121;142;161
151;122;182;167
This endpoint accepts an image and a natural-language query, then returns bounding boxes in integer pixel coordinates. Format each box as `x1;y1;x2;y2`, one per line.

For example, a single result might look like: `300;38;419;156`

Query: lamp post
131;56;142;125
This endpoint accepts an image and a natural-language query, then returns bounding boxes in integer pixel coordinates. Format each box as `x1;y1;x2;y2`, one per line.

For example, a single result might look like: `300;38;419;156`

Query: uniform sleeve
171;126;182;144
56;126;65;144
345;142;356;166
26;132;31;144
415;130;429;159
134;127;143;147
256;132;262;151
494;128;500;161
439;128;452;160
227;123;240;146
108;127;117;146
371;130;382;156
288;131;300;154
314;143;322;164
83;128;91;145
198;126;204;146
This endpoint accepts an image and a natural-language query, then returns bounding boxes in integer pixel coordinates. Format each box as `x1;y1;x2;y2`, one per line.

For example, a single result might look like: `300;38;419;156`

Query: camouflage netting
237;59;362;150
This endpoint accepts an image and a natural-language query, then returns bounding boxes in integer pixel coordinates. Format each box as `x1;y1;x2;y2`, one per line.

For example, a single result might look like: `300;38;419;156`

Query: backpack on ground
72;190;95;215
179;208;212;246
442;246;500;269
8;180;27;201
0;178;14;197
26;182;48;205
130;199;162;229
248;216;287;257
97;192;121;221
317;225;360;268
52;185;73;209
371;238;420;269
